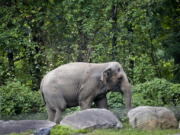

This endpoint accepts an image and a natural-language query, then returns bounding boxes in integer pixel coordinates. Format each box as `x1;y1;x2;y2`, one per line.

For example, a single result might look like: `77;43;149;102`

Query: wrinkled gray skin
40;62;131;124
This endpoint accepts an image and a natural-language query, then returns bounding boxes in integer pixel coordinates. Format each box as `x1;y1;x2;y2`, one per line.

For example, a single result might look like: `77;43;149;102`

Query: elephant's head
101;62;132;110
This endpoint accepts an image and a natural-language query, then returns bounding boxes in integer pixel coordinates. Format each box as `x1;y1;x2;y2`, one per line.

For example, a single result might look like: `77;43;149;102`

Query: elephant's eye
117;68;120;72
118;76;123;81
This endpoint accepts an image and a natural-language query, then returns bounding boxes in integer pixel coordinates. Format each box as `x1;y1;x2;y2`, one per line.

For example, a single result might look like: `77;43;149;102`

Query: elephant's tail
40;78;46;105
41;91;46;105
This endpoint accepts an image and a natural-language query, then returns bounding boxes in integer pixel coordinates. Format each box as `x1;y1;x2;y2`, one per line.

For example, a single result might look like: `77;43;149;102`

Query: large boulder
128;106;178;130
0;120;55;135
60;108;122;129
168;106;180;121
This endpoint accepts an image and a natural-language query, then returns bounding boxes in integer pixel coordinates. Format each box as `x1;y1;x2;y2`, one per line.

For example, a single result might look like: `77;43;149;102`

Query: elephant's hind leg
54;108;62;124
54;96;66;124
47;107;55;122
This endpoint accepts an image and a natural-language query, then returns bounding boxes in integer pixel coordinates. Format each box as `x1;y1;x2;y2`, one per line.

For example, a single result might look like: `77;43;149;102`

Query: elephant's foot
54;109;62;124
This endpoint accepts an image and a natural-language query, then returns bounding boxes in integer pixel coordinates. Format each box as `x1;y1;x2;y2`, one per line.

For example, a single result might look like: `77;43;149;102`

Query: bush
0;79;45;116
133;78;180;106
107;92;123;109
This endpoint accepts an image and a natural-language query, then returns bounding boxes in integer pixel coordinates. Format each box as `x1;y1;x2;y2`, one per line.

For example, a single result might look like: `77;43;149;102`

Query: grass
86;123;180;135
50;125;89;135
6;122;180;135
49;124;180;135
86;128;180;135
7;125;180;135
8;130;33;135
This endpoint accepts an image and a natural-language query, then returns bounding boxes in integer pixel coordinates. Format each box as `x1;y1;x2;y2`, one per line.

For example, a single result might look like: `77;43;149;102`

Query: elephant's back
56;62;106;79
41;63;90;92
56;62;90;76
40;62;106;92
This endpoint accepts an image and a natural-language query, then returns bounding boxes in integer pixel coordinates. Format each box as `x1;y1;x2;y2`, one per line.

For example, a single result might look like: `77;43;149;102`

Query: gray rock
128;106;178;130
0;120;55;135
60;108;122;129
34;128;51;135
168;106;180;121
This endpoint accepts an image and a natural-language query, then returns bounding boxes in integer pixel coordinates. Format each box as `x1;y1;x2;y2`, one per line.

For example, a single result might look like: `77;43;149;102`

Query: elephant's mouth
111;84;121;92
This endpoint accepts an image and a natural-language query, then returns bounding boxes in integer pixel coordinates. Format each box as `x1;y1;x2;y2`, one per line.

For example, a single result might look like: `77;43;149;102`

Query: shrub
0;79;45;116
107;92;123;109
133;78;180;106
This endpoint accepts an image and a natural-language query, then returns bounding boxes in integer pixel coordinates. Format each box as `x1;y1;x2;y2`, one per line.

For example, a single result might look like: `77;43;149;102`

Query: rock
34;128;51;135
128;106;178;130
0;120;55;135
60;108;122;129
168;106;180;121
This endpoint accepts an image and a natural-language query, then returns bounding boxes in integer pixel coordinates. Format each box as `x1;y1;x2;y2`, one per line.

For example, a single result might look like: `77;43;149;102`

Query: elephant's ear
100;68;112;84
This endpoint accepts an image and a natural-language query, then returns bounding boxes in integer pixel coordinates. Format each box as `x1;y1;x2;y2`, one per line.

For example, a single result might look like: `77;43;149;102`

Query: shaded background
0;0;179;119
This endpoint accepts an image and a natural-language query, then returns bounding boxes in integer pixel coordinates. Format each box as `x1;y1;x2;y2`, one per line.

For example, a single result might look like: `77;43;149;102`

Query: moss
50;125;89;135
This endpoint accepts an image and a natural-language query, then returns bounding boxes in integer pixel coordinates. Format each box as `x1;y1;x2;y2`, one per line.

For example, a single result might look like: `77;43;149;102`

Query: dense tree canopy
0;0;179;89
0;0;180;117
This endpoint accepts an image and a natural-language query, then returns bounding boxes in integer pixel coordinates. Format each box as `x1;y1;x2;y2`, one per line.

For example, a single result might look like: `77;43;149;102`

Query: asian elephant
40;62;132;124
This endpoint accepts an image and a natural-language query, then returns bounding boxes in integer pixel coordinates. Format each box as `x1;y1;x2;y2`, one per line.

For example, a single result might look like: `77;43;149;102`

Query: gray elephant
40;62;132;123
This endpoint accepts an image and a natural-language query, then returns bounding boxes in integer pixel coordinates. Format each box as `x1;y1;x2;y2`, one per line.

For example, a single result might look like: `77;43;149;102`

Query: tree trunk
27;24;45;91
111;4;118;60
77;20;88;62
149;36;162;78
7;49;15;78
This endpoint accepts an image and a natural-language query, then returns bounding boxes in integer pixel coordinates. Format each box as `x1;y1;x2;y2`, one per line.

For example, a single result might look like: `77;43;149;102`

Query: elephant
40;62;132;124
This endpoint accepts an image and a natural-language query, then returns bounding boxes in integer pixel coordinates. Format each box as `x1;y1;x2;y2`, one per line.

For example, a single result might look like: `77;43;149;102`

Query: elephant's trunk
123;87;132;110
121;76;132;110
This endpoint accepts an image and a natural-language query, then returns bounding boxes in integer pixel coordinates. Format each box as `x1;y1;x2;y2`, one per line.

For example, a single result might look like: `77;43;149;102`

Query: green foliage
0;0;179;116
133;78;180;106
64;107;80;116
0;79;45;116
107;92;123;109
50;125;89;135
0;0;179;87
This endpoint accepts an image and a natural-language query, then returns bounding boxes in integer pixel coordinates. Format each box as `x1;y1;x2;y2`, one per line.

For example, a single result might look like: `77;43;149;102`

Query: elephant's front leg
94;95;108;108
79;96;93;110
79;77;99;110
